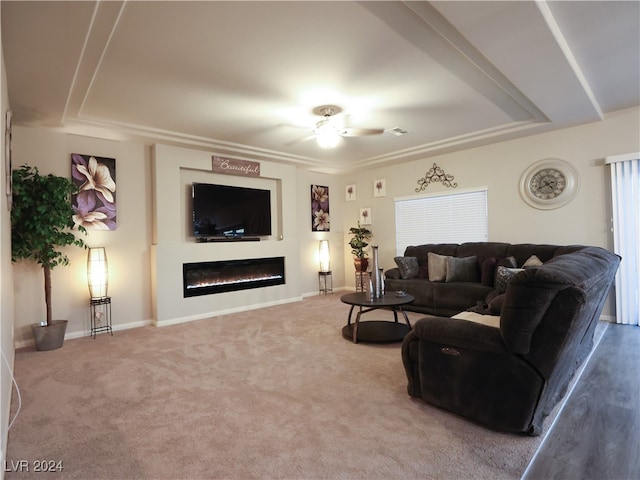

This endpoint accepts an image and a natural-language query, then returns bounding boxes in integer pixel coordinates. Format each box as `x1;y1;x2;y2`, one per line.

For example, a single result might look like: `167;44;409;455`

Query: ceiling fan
309;105;386;149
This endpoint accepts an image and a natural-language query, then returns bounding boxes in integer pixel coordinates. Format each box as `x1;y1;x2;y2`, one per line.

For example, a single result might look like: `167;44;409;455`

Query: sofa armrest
411;315;509;354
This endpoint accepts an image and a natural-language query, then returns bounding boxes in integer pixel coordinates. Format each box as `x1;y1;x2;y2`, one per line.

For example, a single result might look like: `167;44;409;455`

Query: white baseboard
13;319;154;349
154;296;304;327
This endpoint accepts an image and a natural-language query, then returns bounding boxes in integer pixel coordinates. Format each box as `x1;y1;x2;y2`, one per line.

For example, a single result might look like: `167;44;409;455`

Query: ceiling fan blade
339;127;385;137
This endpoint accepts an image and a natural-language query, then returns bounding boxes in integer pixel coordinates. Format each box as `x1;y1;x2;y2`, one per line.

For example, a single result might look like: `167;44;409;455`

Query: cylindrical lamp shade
319;240;330;272
87;247;109;299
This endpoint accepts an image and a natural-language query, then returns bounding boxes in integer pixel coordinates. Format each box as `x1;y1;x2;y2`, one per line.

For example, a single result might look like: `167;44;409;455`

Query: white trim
154;296;303;327
605;152;640;164
394;185;488;202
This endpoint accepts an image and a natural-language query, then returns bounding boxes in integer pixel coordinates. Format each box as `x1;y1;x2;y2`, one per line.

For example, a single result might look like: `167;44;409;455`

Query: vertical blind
607;153;640;326
394;187;488;255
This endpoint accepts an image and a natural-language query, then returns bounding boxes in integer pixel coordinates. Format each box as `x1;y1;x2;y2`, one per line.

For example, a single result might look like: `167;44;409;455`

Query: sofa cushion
506;244;558;267
458;242;510;268
495;266;524;294
445;255;478;282
394;256;420;279
417;265;429;279
481;257;498;286
405;244;459;267
427;252;449;281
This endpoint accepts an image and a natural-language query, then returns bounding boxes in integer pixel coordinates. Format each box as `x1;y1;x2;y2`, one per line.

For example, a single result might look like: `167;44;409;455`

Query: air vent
386;127;409;136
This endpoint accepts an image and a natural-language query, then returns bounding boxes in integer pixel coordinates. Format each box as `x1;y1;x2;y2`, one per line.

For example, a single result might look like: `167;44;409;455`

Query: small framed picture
345;184;356;201
373;179;386;197
360;207;372;225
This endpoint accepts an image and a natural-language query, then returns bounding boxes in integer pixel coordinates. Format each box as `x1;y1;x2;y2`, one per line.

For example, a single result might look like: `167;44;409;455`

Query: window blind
394;188;488;255
607;153;640;326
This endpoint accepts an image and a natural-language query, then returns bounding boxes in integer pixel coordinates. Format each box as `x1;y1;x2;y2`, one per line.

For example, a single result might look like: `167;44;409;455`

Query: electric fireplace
183;257;285;297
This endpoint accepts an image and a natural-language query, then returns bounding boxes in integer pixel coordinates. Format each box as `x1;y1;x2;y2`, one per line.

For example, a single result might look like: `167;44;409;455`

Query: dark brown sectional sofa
384;242;590;316
386;242;620;435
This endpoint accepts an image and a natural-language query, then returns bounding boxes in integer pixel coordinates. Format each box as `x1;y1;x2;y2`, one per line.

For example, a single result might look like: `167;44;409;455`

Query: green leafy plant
348;221;372;258
11;165;86;326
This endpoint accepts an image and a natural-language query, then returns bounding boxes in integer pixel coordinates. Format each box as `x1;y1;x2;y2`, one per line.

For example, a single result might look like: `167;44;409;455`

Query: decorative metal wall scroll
415;163;458;192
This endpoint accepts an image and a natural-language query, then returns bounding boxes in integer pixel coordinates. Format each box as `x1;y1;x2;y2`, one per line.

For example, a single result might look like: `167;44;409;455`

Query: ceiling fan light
315;124;340;149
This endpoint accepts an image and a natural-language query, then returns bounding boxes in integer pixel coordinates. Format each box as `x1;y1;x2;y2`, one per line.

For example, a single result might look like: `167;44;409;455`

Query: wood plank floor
523;323;640;480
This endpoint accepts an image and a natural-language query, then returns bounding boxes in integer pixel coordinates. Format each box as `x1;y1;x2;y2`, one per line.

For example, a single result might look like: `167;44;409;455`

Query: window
394;187;488;255
607;153;640;326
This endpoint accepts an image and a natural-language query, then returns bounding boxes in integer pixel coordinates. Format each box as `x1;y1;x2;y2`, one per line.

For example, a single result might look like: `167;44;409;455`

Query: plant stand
318;271;333;294
90;297;113;338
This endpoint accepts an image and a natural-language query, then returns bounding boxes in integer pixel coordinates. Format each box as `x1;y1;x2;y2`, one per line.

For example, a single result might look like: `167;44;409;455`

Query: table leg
347;304;356;326
353;310;362;344
400;307;412;329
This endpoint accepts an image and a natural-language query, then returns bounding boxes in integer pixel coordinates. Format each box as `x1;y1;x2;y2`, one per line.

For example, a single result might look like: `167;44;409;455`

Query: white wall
8;106;640;342
339;107;640;317
295;169;346;296
151;144;305;324
11;128;153;345
1;30;14;477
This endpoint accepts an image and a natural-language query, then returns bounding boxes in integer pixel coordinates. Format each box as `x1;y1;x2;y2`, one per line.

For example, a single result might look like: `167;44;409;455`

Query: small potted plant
11;165;86;351
348;221;372;272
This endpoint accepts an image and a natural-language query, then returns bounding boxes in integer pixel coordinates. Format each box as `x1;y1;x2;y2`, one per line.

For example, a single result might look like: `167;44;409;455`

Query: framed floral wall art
360;207;372;225
311;184;330;231
71;153;117;230
373;179;386;197
345;184;356;201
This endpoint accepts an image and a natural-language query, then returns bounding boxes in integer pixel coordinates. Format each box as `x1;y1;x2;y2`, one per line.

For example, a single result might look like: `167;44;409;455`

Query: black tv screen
192;183;272;238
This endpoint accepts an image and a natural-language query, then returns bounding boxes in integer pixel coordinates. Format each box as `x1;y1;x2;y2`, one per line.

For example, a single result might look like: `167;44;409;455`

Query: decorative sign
415;163;458;192
212;156;260;177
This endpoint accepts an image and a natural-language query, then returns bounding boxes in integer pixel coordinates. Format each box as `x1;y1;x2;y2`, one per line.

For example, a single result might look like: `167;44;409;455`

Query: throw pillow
385;268;401;280
523;254;543;268
481;257;498;286
494;256;517;286
495;266;524;294
445;255;478;283
427;252;448;282
497;256;518;269
394;256;420;279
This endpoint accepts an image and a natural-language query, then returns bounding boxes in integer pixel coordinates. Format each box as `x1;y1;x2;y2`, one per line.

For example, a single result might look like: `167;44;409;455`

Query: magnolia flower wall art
71;153;117;231
311;184;330;232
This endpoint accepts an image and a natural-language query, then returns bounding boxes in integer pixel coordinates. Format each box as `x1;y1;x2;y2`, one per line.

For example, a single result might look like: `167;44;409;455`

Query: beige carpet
7;295;558;479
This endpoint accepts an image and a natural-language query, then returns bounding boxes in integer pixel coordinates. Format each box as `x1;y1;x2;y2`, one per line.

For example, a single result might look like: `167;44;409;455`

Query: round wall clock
519;158;580;210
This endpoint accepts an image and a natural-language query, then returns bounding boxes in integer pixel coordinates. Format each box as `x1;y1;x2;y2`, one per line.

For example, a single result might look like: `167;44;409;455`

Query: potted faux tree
348;221;372;272
11;165;86;351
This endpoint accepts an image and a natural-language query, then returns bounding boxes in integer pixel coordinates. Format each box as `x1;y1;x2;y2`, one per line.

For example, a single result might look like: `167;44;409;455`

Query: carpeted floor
6;295;569;479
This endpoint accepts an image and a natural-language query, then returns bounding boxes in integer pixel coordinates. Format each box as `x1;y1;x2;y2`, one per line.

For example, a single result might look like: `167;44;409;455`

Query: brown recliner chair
401;246;620;435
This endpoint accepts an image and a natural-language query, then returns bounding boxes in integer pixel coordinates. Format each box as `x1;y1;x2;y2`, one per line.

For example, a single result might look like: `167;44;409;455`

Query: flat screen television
192;182;272;239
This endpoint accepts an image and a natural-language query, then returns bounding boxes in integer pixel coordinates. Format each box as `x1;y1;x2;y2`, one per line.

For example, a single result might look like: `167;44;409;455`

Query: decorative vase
371;245;382;299
354;257;369;272
31;319;68;351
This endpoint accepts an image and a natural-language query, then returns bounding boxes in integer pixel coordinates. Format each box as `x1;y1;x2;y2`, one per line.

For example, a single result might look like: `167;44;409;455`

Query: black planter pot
31;320;68;351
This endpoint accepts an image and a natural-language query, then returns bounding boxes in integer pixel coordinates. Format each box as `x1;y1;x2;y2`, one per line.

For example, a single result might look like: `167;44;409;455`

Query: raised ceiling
2;1;639;173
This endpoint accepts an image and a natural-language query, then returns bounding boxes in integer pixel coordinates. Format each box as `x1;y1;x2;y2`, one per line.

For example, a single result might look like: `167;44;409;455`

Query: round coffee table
340;292;414;344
